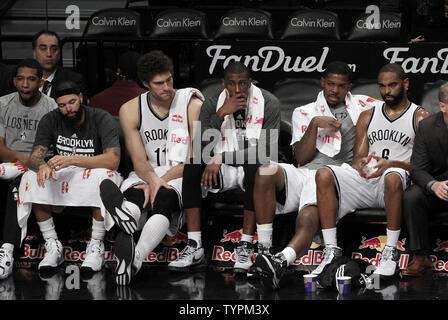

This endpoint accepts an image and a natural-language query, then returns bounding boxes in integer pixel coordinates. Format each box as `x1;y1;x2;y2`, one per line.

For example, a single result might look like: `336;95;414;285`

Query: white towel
0;162;26;180
166;88;204;166
291;91;382;157
16;166;123;243
215;84;265;153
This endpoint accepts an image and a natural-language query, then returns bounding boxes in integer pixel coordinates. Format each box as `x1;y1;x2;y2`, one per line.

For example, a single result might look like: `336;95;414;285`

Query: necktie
42;80;51;95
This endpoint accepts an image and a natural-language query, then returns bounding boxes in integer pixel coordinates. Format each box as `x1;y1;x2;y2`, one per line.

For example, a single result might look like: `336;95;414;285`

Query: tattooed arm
46;147;121;171
29;145;56;187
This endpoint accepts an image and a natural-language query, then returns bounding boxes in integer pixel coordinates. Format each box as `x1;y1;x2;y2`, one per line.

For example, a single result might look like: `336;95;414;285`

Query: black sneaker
100;179;140;235
114;231;135;286
253;252;287;290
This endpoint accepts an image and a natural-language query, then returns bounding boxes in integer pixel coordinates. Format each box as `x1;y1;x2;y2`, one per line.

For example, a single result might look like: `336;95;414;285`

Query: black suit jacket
410;111;448;192
50;67;87;100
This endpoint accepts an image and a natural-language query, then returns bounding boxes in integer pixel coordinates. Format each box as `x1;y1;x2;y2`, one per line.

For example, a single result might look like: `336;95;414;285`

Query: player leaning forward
99;50;203;285
13;80;122;274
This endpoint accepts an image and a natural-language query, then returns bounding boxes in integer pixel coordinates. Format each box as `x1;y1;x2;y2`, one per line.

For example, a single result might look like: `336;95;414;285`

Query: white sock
386;228;401;248
256;223;273;247
91;218;106;241
135;214;170;262
322;227;338;247
188;231;202;248
281;247;297;266
1;243;14;253
37;218;58;241
241;233;254;243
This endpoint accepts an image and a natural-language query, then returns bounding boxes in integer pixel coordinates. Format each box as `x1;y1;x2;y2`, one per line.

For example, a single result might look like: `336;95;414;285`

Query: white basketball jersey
367;102;420;161
138;92;168;167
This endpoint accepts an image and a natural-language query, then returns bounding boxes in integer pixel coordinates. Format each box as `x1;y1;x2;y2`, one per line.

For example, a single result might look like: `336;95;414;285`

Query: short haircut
53;80;81;100
137;50;174;83
223;61;251;79
378;63;406;80
118;51;141;81
15;58;43;79
32;30;61;50
438;82;448;103
322;61;353;82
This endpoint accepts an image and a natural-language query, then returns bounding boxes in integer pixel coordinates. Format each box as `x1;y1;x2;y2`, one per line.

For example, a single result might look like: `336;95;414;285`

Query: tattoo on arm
29;145;48;171
105;147;121;158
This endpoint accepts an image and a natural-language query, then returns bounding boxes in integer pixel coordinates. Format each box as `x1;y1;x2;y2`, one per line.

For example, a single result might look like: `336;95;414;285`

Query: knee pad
182;163;205;209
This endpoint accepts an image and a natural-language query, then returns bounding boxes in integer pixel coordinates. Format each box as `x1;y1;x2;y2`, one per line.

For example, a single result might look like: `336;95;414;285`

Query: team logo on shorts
61;181;69;194
82;169;92;180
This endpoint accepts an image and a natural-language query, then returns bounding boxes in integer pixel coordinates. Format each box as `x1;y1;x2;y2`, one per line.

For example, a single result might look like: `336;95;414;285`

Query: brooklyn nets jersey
367;102;420;162
138;92;168;168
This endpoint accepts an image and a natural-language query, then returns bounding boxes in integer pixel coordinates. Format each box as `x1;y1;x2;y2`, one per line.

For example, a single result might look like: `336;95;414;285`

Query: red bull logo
252;96;258;104
320;105;326;113
366;97;378;103
300;110;309;116
162;231;189;246
171;133;188;145
434;239;448;252
107;170;114;178
25;182;30;191
220;229;258;243
254;117;263;125
221;229;242;243
171;114;183;123
358;99;367;108
0;166;5;176
358;235;406;252
82;169;92;180
301;125;308;133
61;181;69;194
333;134;341;141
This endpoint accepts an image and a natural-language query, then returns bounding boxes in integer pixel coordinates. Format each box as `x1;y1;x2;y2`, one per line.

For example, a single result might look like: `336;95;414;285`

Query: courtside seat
272;78;322;125
421;79;447;114
346;11;402;42
351;78;382;100
199;78;223;100
82;8;143;38
214;8;274;40
281;9;341;40
149;8;208;39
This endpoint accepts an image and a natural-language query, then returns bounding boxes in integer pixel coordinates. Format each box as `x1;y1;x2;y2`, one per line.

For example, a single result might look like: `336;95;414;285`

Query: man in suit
32;30;87;100
401;81;448;277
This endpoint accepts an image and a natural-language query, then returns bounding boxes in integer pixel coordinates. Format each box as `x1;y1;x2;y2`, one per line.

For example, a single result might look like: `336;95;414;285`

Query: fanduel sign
206;45;329;74
384;47;448;74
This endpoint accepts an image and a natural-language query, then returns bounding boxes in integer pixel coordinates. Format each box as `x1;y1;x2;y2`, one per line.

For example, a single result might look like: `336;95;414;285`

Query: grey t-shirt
301;102;356;170
0;92;57;154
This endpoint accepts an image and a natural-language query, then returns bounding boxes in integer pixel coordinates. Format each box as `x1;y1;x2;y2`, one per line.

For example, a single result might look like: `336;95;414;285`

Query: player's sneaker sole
100;179;138;235
114;231;135;286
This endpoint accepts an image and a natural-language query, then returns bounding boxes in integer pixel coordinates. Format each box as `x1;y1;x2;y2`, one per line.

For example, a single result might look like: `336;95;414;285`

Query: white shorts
202;164;245;196
326;163;410;222
120;166;183;207
275;163;317;214
120;166;184;236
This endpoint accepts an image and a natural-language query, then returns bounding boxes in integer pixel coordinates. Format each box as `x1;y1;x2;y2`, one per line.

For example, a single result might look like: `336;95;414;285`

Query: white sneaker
373;245;398;277
312;245;342;275
100;179;141;235
38;238;64;270
234;241;254;273
81;239;105;272
0;248;14;279
168;239;205;272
